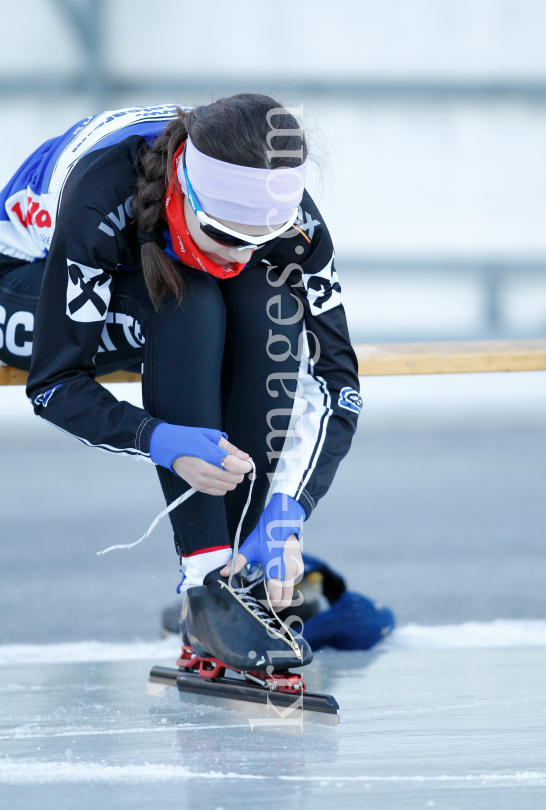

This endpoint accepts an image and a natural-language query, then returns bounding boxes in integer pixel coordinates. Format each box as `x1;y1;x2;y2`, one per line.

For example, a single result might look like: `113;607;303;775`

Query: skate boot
184;565;313;673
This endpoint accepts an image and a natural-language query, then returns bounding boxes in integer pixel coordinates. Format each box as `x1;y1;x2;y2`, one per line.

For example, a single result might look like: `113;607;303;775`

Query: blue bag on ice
302;590;395;651
295;553;395;651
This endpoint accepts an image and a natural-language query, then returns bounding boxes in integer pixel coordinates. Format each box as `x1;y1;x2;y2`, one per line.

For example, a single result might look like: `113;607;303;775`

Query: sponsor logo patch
11;198;52;229
297;206;321;240
97;196;133;237
338;387;362;414
66;260;112;322
34;383;64;407
302;255;341;316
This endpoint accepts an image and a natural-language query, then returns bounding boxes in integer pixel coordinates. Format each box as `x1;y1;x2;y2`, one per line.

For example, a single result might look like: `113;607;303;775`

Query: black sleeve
26;141;161;458
259;191;361;517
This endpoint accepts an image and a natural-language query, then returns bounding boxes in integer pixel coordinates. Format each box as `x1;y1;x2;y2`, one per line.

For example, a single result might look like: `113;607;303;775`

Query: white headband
178;135;307;226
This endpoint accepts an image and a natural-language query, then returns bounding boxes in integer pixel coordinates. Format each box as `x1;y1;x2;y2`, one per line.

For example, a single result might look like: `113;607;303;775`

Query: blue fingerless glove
149;423;228;472
238;493;306;582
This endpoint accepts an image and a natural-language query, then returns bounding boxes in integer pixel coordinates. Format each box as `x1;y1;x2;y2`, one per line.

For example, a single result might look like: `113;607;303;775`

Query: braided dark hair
132;94;307;308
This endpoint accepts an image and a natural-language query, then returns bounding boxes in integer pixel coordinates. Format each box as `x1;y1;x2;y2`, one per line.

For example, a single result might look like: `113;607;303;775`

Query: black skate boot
148;568;339;723
184;565;313;673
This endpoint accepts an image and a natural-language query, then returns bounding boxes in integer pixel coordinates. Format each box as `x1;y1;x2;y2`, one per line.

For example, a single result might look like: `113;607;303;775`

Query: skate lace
227;459;256;588
234;580;278;630
96;459;257;558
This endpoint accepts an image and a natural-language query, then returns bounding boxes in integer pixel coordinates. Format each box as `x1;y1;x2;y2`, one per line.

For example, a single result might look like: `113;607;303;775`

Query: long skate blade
148;666;340;727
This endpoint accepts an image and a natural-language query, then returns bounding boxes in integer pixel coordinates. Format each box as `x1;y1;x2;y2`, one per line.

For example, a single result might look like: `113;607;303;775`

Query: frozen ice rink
1;373;546;807
1;633;546;808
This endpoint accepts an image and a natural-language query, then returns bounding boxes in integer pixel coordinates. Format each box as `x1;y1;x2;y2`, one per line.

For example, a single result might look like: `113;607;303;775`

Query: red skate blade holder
175;644;306;693
147;645;340;726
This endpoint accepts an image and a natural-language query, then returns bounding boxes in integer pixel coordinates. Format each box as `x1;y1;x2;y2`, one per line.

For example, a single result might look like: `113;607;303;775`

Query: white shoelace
97;458;256;562
234;578;278;630
227;459;255;588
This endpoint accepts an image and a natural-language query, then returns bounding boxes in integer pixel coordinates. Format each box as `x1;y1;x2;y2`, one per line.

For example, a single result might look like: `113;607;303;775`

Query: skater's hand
266;534;304;609
220;534;304;610
172;437;252;496
218;436;252;468
220;493;305;609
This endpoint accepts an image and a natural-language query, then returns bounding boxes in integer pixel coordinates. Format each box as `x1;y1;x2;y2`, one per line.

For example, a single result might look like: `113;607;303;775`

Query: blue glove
238;493;306;582
149;423;228;472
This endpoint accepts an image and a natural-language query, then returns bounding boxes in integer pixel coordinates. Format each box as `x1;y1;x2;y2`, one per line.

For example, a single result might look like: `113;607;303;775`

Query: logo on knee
0;307;34;357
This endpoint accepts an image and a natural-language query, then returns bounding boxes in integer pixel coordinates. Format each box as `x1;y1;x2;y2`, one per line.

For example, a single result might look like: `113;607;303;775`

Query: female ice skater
0;95;361;670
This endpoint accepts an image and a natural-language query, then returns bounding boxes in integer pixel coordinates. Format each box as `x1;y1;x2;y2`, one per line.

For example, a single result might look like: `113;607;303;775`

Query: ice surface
2;376;546;807
1;619;546;668
1;630;545;809
0;638;182;666
385;619;546;649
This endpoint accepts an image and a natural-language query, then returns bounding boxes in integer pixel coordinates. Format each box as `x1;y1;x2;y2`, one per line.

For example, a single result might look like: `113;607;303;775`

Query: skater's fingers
207;468;243;487
270;538;303;610
203;485;237;496
221;454;253;475
218;436;250;462
213;468;244;485
220;552;248;578
202;477;242;495
279;579;295;610
275;579;296;611
173;456;249;495
267;576;284;609
275;551;299;610
283;538;305;587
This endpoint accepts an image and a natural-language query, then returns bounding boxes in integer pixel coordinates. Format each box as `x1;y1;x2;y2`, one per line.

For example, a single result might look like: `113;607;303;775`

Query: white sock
179;548;232;595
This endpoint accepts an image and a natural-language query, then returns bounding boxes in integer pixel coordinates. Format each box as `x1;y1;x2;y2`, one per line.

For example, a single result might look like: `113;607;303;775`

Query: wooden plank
2;340;546;385
355;340;546;376
0;366;29;386
0;368;142;386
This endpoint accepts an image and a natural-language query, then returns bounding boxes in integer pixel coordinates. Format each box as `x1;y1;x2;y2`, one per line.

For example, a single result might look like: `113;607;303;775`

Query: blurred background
2;0;546;340
1;1;545;643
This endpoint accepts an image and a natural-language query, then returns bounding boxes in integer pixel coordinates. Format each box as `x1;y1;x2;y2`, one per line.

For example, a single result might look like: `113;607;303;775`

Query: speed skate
147;564;339;725
147;645;340;726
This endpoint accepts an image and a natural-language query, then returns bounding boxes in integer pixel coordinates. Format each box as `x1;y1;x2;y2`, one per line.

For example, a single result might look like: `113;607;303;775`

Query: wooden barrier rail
0;367;142;386
354;339;546;376
1;340;546;385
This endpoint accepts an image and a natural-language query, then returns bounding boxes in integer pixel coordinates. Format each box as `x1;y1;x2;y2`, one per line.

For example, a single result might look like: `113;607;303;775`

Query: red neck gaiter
163;142;247;279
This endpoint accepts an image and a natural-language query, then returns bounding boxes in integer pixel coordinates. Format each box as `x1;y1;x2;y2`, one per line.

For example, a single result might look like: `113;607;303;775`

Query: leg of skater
218;266;305;609
134;268;252;577
0;256;145;376
0;257;46;372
